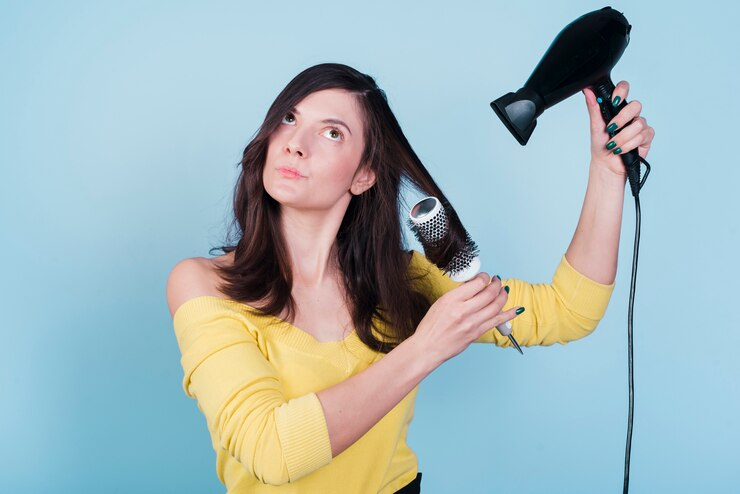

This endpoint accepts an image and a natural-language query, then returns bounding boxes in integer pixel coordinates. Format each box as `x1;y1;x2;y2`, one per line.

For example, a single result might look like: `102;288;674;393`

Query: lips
277;166;305;178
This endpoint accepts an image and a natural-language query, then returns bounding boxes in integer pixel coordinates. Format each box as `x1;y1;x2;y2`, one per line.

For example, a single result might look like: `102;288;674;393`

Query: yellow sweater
172;251;614;493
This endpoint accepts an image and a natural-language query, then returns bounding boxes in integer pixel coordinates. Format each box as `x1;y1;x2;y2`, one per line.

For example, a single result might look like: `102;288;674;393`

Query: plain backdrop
2;0;738;492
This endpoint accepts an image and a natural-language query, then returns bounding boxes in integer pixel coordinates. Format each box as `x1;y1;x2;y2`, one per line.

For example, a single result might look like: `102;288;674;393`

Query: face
263;89;375;213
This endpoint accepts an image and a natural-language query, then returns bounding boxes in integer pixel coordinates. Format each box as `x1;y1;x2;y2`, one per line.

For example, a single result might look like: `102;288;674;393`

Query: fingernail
606;123;618;133
596;97;603;104
606;141;617;150
495;274;501;280
515;307;525;315
612;95;621;107
504;285;510;294
613;147;622;155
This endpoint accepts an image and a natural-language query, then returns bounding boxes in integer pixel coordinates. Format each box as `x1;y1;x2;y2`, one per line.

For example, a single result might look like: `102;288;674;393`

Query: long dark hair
210;63;472;353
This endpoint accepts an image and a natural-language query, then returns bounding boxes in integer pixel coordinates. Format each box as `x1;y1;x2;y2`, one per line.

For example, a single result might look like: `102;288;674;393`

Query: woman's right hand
412;272;521;367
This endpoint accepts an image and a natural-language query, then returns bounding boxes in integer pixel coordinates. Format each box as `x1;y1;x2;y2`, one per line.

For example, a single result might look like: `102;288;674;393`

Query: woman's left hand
583;81;655;178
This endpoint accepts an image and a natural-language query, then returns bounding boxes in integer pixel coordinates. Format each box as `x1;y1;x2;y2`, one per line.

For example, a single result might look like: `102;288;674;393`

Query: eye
322;127;344;141
281;112;296;125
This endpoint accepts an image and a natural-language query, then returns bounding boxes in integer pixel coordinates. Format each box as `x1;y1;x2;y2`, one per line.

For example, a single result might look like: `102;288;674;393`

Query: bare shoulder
166;253;232;318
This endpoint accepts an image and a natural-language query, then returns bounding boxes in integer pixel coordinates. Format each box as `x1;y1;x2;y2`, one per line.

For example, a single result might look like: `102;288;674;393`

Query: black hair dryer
491;6;643;196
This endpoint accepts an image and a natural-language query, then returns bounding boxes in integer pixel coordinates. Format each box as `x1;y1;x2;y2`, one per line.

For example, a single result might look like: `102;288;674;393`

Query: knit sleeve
408;251;615;347
172;297;332;485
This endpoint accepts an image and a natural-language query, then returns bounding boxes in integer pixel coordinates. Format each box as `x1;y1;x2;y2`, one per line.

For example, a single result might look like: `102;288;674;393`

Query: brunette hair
210;63;472;353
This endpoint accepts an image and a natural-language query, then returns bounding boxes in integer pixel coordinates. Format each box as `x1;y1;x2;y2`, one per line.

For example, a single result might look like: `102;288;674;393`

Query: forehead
294;89;364;125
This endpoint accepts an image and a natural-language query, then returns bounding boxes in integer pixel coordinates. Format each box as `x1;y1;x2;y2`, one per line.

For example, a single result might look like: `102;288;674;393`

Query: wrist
589;161;628;191
402;333;441;376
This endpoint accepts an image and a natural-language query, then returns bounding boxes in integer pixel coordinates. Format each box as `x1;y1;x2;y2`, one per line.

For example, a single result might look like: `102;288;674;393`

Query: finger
468;283;510;324
605;100;643;137
612;126;654;157
638;126;655;159
450;272;496;302
603;117;646;155
610;80;631;107
465;275;504;312
582;87;604;132
492;306;523;328
474;305;523;337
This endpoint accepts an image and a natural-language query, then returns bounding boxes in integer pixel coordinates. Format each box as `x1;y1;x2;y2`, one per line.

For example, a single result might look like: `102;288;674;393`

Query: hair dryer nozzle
490;88;545;146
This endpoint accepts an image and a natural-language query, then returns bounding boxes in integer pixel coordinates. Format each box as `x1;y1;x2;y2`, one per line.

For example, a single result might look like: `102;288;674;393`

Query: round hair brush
408;196;522;354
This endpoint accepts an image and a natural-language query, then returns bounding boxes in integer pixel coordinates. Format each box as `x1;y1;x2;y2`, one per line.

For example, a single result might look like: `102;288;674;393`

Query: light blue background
2;0;738;492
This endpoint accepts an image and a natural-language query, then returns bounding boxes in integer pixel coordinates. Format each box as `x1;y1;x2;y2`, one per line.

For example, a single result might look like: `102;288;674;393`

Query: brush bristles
407;198;479;278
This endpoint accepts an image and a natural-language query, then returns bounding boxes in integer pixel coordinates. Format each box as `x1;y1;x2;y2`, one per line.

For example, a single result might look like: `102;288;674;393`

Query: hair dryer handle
592;79;642;197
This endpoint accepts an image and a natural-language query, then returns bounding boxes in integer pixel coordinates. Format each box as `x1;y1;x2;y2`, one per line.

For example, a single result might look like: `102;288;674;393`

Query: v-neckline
177;295;361;345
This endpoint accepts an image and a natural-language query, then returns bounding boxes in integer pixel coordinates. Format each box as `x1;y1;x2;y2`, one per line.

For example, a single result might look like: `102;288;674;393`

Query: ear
350;164;376;196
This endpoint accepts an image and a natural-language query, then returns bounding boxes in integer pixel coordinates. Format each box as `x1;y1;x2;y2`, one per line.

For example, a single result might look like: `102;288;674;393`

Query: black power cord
623;157;651;494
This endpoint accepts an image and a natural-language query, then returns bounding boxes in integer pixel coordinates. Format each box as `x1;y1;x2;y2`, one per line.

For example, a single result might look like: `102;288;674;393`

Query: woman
167;63;654;493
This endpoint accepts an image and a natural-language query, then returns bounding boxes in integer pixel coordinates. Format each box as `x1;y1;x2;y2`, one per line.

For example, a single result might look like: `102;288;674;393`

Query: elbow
524;305;604;346
547;282;611;345
252;449;292;486
214;391;332;485
563;314;601;343
217;406;292;486
552;307;603;345
249;426;292;486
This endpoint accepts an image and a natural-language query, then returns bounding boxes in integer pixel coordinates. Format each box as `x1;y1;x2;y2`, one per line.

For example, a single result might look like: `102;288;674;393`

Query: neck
279;204;347;288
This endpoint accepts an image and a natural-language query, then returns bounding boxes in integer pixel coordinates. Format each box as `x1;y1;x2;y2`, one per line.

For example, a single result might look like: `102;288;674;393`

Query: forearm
316;334;436;457
565;163;627;284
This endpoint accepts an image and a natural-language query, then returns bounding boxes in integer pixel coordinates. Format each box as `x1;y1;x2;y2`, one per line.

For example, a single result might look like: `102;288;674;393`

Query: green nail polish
612;95;621;106
606;123;618;133
504;285;510;294
515;307;525;315
613;147;622;155
606;141;617;150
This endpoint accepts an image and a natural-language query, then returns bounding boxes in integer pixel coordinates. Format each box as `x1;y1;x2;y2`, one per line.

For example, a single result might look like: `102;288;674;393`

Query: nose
285;128;308;158
286;144;303;157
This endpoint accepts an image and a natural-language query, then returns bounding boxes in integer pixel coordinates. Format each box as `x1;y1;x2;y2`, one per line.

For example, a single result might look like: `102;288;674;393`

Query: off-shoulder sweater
171;250;614;493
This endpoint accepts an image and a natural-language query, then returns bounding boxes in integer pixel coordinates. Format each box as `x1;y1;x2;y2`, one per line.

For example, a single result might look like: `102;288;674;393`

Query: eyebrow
290;108;353;136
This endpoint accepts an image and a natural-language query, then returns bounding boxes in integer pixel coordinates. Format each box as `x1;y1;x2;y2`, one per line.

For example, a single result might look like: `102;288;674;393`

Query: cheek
265;138;280;162
324;156;361;187
328;143;364;179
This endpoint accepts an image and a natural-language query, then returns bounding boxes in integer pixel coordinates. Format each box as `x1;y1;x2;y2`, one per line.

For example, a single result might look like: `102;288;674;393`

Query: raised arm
566;82;655;284
408;85;654;349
